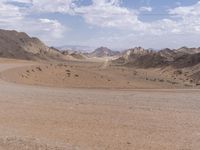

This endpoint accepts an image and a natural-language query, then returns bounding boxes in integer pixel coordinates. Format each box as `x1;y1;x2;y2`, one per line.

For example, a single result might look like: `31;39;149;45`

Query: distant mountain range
113;47;200;68
57;45;95;53
1;29;200;87
0;29;200;70
57;45;121;58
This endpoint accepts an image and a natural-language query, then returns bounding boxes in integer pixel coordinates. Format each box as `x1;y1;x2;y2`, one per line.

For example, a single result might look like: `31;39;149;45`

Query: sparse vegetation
159;79;164;82
67;73;71;77
36;67;42;71
74;74;79;77
65;70;71;72
174;70;183;75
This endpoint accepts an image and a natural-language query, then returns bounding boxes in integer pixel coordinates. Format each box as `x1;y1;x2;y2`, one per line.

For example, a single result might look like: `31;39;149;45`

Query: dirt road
0;60;200;150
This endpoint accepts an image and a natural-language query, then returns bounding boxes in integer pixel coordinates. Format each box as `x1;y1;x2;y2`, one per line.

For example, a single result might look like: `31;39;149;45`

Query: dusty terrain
0;58;200;150
1;57;199;89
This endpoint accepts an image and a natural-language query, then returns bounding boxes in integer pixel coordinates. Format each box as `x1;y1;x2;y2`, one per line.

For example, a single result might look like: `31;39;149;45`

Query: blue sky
1;0;200;50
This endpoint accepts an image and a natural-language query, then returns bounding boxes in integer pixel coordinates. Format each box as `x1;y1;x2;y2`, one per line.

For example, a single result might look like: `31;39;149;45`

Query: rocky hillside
113;47;167;68
0;29;64;60
112;47;200;86
175;47;200;54
89;47;120;57
113;47;200;68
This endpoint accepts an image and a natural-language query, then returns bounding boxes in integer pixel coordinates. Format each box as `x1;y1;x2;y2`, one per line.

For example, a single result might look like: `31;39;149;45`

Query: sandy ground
1;58;194;89
0;58;200;150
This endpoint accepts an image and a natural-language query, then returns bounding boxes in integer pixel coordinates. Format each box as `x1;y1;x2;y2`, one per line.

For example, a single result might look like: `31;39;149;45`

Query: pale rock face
122;47;153;61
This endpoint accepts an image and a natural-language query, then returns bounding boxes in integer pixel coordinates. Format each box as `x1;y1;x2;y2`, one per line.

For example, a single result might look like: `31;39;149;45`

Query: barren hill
113;47;167;68
89;47;120;57
113;47;200;68
176;47;200;54
112;47;200;86
0;29;64;60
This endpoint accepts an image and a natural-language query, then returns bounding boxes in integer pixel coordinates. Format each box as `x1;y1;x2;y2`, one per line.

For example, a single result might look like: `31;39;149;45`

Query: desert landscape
0;28;200;150
0;59;200;150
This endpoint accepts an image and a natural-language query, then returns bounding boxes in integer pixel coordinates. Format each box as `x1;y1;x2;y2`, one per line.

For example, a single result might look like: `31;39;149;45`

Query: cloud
74;0;179;36
1;0;200;48
167;2;200;34
38;19;66;39
30;0;77;14
0;1;24;26
74;1;200;48
73;0;182;35
7;0;77;14
0;1;66;45
139;6;152;12
169;1;200;16
75;0;146;31
3;0;144;32
74;1;200;37
6;0;32;3
92;0;121;6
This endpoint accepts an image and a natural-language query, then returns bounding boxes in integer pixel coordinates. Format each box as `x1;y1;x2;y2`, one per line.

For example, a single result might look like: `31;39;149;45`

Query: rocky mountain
89;47;120;57
173;52;200;68
0;29;64;60
158;48;177;61
113;47;200;68
113;47;164;67
175;47;200;54
112;47;200;85
121;47;153;61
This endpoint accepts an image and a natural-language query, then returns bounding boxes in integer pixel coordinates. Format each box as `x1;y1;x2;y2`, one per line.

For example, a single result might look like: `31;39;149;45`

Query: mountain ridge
112;46;200;68
88;47;120;57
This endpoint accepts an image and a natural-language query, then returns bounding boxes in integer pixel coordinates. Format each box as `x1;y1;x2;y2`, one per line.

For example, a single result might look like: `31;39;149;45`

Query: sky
1;0;200;50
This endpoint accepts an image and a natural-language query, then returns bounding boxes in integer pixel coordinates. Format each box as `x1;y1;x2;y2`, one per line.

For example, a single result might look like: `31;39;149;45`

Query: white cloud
6;0;77;14
6;0;32;3
92;0;121;6
38;19;66;39
0;1;24;27
74;1;200;48
1;0;200;48
167;2;200;34
30;0;77;14
169;1;200;16
0;1;66;45
74;1;200;37
75;0;146;30
139;6;152;12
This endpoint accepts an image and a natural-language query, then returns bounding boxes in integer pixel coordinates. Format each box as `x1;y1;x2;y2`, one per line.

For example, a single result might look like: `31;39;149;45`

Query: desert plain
0;58;199;150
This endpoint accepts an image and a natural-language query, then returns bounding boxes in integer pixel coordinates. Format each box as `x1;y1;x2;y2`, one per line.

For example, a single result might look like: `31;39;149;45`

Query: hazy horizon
55;45;199;52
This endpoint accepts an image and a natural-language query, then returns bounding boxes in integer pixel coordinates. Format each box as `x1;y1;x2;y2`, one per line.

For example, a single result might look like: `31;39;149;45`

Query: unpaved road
0;60;200;150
